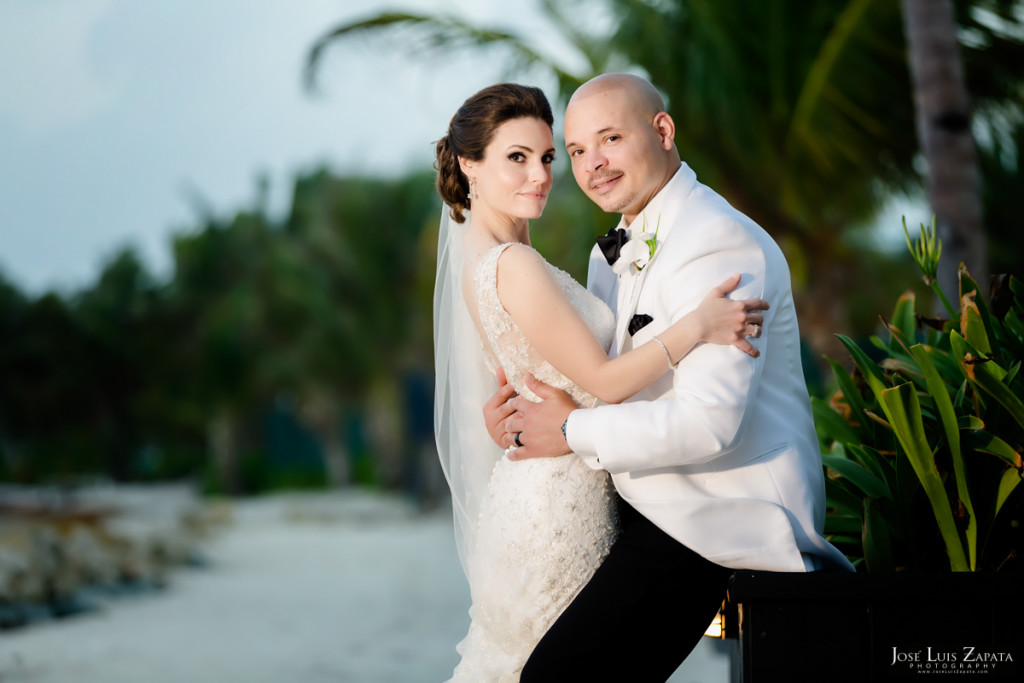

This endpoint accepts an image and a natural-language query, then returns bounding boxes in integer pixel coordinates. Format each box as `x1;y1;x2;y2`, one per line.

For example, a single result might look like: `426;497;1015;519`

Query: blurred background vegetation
2;0;1022;501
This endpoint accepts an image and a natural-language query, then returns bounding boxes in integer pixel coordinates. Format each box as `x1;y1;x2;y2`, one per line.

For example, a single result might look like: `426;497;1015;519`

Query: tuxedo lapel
614;265;652;354
612;167;694;353
613;274;632;354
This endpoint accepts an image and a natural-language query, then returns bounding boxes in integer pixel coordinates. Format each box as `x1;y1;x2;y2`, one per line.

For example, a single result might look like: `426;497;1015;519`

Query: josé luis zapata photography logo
890;645;1015;675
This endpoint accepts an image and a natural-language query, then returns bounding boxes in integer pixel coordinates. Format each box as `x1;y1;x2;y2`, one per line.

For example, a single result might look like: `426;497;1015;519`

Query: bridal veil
433;205;503;578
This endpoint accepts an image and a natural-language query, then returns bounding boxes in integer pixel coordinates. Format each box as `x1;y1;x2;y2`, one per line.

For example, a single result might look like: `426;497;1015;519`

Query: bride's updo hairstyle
435;83;553;223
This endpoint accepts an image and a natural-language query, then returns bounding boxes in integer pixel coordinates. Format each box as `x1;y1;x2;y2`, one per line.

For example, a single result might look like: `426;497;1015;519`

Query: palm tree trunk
901;0;987;302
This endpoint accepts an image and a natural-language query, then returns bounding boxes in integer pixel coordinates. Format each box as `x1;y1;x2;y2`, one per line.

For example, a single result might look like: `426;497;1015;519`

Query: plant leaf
959;264;998;354
836;333;889;398
961;289;993;357
825;476;865;515
812;396;861;446
995;468;1023;519
889;290;917;347
964;431;1024;470
877;382;969;571
863;496;895;572
957;414;985;430
951;330;1007;380
846;443;895;487
826;357;872;428
823;454;891;499
954;333;1024;433
911;343;977;569
825;515;864;535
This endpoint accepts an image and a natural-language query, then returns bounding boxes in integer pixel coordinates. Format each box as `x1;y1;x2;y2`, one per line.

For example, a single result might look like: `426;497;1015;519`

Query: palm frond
537;0;615;93
785;0;876;162
305;12;583;95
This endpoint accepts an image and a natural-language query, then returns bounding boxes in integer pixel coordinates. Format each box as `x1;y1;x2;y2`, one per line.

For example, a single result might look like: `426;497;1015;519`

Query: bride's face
461;117;554;221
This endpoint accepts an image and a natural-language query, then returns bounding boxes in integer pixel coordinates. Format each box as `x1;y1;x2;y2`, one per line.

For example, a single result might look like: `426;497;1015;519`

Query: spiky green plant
815;219;1023;572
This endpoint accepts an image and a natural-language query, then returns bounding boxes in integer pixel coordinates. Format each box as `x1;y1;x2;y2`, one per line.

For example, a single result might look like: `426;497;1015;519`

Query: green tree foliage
305;0;1024;362
1;282;105;479
0;169;439;492
73;249;167;481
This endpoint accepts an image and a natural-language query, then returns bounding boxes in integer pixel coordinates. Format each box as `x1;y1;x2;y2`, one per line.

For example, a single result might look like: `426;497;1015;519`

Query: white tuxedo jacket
567;163;853;572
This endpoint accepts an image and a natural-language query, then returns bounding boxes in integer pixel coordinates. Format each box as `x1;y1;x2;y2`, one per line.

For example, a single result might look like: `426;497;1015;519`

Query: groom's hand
483;367;518;450
505;374;575;460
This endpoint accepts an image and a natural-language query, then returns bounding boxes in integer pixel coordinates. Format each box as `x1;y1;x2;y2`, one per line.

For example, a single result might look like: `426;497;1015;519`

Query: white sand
0;492;730;682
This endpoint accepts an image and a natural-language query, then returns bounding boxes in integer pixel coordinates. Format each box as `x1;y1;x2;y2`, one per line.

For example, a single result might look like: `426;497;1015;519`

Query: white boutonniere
612;215;660;275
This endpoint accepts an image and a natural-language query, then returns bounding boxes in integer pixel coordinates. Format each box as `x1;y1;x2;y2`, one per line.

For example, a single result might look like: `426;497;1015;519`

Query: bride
433;83;766;682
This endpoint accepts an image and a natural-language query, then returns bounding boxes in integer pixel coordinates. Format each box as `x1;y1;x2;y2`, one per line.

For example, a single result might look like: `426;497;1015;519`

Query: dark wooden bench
718;570;1023;682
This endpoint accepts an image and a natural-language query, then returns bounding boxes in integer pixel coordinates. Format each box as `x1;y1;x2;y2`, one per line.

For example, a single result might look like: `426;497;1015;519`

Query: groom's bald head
563;74;679;222
567;73;666;121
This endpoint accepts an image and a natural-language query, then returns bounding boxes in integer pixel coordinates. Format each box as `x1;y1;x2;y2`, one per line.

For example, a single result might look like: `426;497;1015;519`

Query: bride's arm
496;245;765;405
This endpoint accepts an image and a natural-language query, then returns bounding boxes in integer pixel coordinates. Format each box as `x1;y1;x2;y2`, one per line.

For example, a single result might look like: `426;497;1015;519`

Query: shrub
815;219;1023;572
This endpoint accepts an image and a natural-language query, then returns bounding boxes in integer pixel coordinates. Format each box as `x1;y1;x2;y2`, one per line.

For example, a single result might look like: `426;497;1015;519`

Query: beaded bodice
473;243;615;407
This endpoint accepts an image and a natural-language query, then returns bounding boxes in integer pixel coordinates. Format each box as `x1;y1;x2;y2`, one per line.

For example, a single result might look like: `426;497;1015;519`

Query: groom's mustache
588;171;624;190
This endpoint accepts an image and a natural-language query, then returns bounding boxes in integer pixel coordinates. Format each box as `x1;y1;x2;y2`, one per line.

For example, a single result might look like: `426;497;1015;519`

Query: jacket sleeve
568;224;774;473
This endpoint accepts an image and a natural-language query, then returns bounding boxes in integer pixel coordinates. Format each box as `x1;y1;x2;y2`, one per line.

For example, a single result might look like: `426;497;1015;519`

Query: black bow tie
596;227;628;266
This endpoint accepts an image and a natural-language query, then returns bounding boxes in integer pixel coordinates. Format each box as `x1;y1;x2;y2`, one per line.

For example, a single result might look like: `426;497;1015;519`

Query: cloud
0;0;124;137
0;0;551;293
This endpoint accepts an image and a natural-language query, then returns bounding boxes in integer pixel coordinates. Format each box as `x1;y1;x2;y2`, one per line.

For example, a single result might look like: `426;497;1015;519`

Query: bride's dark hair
435;83;554;223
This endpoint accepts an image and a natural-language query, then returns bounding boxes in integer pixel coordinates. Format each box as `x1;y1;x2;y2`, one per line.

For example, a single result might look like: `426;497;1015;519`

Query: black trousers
520;498;733;682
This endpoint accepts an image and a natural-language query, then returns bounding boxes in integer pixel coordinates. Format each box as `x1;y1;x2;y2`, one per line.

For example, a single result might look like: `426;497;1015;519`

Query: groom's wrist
561;409;578;452
564;409;604;470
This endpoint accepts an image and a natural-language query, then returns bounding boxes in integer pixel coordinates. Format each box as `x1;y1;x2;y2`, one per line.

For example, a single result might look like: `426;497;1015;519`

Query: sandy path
0;492;729;682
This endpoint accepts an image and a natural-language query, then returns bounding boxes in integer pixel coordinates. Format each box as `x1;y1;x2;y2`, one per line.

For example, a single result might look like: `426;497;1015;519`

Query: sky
0;1;916;297
0;0;584;294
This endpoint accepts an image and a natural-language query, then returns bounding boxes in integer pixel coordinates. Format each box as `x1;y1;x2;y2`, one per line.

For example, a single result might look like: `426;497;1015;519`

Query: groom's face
564;89;669;223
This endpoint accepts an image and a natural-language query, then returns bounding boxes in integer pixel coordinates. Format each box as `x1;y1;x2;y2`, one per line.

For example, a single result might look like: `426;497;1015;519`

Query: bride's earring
468;178;478;201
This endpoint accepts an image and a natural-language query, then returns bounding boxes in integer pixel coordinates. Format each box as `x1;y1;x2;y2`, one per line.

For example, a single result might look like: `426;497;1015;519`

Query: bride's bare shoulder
493;242;547;280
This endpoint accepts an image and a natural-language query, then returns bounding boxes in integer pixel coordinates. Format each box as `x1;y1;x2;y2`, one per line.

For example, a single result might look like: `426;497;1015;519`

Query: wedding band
753;324;761;337
513;432;523;448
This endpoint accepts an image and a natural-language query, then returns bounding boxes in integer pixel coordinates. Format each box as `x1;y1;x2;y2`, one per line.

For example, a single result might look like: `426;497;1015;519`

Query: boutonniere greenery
612;214;661;275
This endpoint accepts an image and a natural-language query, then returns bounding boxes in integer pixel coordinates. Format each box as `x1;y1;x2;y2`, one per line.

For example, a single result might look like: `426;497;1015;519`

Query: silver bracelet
652;336;675;370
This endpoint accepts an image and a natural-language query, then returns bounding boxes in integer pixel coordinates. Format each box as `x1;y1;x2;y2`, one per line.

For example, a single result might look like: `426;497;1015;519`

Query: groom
484;73;853;680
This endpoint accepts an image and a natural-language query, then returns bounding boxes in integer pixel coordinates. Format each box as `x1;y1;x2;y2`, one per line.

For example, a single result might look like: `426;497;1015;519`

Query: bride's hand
692;274;769;358
483;367;518;449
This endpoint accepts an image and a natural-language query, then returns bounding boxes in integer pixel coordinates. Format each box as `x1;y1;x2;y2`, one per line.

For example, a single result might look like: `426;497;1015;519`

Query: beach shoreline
1;491;728;682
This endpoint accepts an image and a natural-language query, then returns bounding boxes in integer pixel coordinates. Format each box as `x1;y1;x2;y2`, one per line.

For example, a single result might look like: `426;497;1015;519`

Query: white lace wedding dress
448;243;620;682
